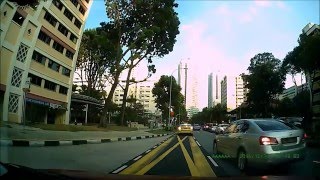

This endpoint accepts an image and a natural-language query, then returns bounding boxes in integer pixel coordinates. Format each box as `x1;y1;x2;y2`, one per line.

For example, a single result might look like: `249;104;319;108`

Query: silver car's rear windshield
254;120;293;131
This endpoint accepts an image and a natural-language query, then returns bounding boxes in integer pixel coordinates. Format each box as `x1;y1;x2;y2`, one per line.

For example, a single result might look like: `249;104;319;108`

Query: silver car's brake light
259;136;278;145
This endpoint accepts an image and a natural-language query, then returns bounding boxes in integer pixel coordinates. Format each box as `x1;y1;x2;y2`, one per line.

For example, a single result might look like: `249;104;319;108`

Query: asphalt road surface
1;130;319;178
0;136;169;173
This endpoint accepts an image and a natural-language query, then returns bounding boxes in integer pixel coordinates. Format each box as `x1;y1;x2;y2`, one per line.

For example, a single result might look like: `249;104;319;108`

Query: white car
215;124;229;134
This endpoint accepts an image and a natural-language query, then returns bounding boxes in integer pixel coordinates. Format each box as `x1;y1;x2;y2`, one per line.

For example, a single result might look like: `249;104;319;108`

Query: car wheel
237;150;247;171
213;141;218;154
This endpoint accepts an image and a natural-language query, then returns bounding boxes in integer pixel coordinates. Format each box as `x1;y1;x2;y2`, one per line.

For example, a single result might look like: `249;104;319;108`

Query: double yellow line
120;135;216;177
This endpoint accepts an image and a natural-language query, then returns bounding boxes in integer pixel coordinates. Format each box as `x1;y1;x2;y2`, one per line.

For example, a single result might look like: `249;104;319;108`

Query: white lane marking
146;149;151;153
131;137;137;140
112;165;128;173
196;141;201;147
193;136;196;140
313;161;320;164
134;155;142;161
153;145;157;148
207;156;219;167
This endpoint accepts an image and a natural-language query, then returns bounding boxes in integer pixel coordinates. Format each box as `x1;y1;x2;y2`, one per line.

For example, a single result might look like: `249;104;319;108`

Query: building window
28;73;42;86
53;0;63;10
52;41;64;53
58;24;68;36
12;11;25;26
62;67;71;77
59;86;68;95
48;60;60;72
8;93;20;113
70;0;78;7
74;19;81;29
79;6;85;15
44;12;57;27
38;31;51;45
69;33;77;44
65;50;74;60
32;51;46;65
16;43;29;63
44;80;56;91
11;67;23;87
63;9;73;21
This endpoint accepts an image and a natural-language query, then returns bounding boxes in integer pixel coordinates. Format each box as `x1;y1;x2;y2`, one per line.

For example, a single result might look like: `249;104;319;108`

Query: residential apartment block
0;0;92;124
279;84;308;100
221;75;247;111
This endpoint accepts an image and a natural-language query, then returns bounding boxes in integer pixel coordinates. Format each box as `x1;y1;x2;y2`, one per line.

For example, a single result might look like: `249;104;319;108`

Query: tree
152;75;186;128
76;29;117;96
242;53;286;117
283;30;320;132
99;0;180;126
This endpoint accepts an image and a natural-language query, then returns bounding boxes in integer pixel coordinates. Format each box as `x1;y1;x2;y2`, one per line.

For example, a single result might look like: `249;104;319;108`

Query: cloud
254;0;272;7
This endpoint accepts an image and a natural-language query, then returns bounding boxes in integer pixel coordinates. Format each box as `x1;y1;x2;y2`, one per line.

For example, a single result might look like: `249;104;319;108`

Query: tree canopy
242;52;286;117
152;75;186;126
98;0;180;126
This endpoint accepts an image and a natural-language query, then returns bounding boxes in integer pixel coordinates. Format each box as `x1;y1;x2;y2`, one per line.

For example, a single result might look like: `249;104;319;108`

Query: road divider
0;133;172;147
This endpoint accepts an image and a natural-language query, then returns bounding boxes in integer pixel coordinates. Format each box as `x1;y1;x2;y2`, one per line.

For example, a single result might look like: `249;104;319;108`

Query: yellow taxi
177;123;193;135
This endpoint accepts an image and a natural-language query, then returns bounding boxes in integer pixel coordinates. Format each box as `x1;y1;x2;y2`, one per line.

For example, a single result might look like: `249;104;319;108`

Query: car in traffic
210;125;218;133
213;119;306;171
215;124;229;134
193;124;201;131
177;123;193;135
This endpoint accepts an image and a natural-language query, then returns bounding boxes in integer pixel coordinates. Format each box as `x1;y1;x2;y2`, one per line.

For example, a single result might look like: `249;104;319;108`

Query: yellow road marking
189;136;216;177
177;135;201;177
135;136;188;175
120;136;175;174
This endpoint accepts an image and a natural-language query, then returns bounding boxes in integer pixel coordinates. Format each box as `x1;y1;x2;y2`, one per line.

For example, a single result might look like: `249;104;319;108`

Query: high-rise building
221;75;246;111
214;74;221;105
208;73;213;108
0;0;92;124
178;61;187;107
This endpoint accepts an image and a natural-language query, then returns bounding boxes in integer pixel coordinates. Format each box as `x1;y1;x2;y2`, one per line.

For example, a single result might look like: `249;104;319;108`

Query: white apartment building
112;79;159;114
221;76;246;111
279;84;308;100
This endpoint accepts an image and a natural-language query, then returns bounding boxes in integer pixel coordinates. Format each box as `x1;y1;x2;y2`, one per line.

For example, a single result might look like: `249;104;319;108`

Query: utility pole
184;63;188;109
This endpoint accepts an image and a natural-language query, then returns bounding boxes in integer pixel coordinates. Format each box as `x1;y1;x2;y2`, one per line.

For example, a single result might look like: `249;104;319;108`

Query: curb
0;133;172;147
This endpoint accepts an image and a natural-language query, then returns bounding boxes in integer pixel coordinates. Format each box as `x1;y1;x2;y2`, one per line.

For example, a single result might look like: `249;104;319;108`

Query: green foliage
152;75;186;124
100;0;180;126
191;104;227;124
242;52;286;117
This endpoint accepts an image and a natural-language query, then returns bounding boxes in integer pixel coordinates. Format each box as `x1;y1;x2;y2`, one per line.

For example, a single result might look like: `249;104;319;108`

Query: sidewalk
0;123;172;147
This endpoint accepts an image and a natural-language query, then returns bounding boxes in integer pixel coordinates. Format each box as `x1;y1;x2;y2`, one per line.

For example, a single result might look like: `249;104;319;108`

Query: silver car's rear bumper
247;146;306;167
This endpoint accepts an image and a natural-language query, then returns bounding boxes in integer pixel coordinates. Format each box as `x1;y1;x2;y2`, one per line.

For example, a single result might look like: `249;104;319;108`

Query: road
1;130;319;177
0;136;169;173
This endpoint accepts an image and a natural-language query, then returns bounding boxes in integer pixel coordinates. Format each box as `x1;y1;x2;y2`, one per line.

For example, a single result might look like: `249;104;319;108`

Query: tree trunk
120;62;134;126
100;71;121;127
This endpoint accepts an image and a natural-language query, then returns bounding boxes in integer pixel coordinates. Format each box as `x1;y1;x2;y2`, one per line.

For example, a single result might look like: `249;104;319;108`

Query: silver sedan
213;119;306;171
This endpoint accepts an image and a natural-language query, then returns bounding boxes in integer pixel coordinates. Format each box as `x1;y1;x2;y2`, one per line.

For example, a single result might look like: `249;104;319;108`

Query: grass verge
29;123;137;132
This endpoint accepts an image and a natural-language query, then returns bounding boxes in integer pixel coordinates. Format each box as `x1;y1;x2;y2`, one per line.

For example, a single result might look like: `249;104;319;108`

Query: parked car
193;124;201;131
177;123;193;135
278;117;303;128
213;119;306;171
215;124;229;134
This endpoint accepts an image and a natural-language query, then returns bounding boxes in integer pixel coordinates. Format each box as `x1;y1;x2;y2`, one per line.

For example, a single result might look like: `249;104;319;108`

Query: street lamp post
168;67;187;129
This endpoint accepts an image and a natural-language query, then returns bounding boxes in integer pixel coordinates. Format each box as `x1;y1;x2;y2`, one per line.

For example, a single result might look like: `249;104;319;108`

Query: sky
84;0;320;109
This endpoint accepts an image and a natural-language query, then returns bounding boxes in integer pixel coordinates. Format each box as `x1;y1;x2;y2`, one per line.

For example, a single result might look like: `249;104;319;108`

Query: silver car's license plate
281;137;297;144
